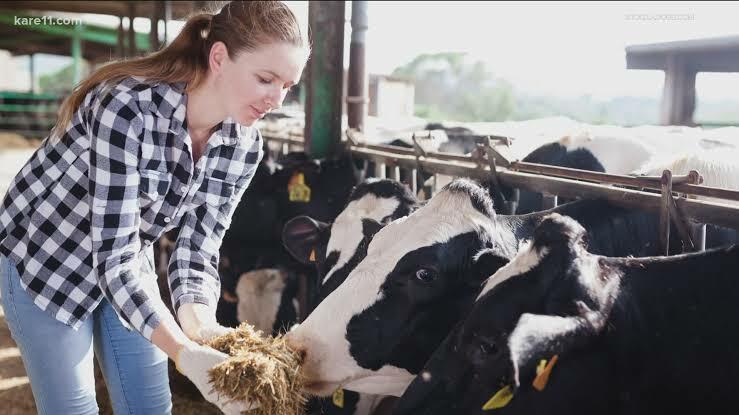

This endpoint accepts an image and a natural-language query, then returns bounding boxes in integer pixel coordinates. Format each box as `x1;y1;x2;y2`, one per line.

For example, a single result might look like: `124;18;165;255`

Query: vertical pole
347;1;368;132
660;170;673;255
29;54;35;93
72;24;83;85
149;2;160;52
128;3;136;56
305;1;346;159
691;223;707;251
163;0;172;46
118;17;126;58
541;194;558;209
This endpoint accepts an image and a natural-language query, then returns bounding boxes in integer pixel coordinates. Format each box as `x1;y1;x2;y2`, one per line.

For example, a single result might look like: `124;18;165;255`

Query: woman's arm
167;129;264;341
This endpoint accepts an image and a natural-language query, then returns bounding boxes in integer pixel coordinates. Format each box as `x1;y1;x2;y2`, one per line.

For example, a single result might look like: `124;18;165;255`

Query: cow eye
415;268;438;283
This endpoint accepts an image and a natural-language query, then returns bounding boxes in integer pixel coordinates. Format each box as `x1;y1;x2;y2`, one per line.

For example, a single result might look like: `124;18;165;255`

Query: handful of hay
207;323;307;415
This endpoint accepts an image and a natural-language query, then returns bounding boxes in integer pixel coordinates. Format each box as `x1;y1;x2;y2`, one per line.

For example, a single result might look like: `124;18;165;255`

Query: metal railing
260;127;739;253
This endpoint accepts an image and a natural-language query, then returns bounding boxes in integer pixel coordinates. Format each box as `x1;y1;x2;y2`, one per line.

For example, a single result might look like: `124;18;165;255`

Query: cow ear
470;248;511;284
282;216;328;264
361;218;384;239
508;312;599;390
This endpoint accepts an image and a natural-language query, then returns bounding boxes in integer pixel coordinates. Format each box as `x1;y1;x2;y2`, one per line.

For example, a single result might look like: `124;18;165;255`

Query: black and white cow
282;178;420;415
502;133;655;214
394;213;739;415
283;178;420;310
285;179;679;398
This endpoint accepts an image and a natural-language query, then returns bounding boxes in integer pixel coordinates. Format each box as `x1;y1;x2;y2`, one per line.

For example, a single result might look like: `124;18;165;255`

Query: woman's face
215;42;308;126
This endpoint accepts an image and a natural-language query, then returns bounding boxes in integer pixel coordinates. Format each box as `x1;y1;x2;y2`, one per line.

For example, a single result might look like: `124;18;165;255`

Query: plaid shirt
0;77;263;340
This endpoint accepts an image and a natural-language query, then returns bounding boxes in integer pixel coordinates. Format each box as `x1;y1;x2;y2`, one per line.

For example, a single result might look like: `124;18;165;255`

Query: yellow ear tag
482;384;513;410
309;248;316;262
533;354;559;391
288;172;311;202
332;388;344;408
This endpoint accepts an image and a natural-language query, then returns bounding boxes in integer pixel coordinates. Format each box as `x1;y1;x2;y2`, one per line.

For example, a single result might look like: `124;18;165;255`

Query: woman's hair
52;1;308;140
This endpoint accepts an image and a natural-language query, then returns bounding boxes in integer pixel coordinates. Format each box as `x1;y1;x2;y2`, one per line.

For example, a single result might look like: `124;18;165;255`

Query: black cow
394;213;739;415
285;178;680;398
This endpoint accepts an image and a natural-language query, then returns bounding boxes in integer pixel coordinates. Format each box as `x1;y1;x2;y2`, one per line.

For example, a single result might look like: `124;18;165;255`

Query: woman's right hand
175;342;257;415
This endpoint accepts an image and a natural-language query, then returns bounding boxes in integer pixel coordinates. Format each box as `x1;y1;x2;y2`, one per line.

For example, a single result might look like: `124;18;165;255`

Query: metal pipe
347;1;368;132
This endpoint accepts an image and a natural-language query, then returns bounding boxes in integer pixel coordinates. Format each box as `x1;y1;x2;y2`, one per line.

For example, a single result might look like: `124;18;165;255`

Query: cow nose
285;332;307;364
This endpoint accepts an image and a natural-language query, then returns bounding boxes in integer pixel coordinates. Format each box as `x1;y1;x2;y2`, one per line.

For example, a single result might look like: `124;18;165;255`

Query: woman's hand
178;303;235;343
175;341;257;414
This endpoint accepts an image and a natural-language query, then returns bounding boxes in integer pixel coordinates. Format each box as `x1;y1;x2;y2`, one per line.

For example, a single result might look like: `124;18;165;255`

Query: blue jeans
0;255;172;415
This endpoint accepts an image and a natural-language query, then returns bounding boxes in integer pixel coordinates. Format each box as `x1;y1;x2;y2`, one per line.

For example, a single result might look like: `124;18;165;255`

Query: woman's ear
208;41;229;74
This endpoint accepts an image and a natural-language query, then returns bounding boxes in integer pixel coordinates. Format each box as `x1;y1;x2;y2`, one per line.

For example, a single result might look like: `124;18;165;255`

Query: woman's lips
250;105;266;118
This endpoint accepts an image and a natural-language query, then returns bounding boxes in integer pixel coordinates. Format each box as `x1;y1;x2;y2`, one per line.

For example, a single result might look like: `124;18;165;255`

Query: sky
12;1;739;101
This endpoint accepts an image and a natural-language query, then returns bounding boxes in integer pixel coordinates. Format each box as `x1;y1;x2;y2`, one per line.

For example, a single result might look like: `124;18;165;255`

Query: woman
0;1;309;414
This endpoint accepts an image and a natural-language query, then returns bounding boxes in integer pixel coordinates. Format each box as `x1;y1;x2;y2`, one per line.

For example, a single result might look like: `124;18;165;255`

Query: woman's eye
258;76;272;84
415;268;438;283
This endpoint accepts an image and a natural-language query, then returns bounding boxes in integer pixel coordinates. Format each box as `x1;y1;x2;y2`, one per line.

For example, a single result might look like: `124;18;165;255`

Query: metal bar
347;1;368;132
411;169;418;195
71;24;82;84
261;134;739;230
542;194;558;209
669;194;696;252
660;170;673;255
392;166;401;182
691;223;707;251
128;2;136;56
163;0;172;45
344;145;739;230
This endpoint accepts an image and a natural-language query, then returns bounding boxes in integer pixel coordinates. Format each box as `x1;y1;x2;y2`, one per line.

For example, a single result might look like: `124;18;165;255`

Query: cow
393;213;739;415
214;151;366;327
284;178;681;398
282;178;420;415
501;133;656;214
282;178;420;309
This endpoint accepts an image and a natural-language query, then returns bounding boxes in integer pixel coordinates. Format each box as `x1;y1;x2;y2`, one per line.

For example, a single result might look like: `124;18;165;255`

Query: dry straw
207;323;307;415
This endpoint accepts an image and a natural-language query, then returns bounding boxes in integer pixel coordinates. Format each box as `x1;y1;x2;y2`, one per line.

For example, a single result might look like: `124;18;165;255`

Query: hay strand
207;323;307;415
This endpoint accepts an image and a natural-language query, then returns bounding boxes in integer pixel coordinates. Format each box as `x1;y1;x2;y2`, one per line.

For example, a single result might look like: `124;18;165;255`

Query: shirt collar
167;82;245;147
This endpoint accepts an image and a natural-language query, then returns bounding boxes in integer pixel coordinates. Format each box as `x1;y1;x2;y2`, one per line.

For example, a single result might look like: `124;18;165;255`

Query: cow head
282;178;419;308
393;213;618;414
285;179;517;396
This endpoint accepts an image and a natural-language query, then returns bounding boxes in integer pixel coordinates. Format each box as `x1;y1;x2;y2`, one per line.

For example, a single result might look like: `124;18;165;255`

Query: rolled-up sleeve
88;87;165;340
168;131;264;313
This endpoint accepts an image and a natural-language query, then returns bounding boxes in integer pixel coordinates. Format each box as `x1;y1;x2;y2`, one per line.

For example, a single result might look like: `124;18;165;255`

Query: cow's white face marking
323;194;400;284
476;240;547;301
287;188;496;396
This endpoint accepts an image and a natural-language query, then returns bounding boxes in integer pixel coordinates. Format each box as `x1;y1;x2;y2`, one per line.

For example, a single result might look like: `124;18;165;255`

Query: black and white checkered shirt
0;77;263;340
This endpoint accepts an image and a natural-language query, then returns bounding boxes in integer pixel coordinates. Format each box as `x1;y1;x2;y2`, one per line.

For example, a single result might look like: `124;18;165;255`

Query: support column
347;1;368;132
72;24;83;84
128;3;136;56
660;55;696;126
29;54;35;93
163;0;172;45
305;1;346;159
